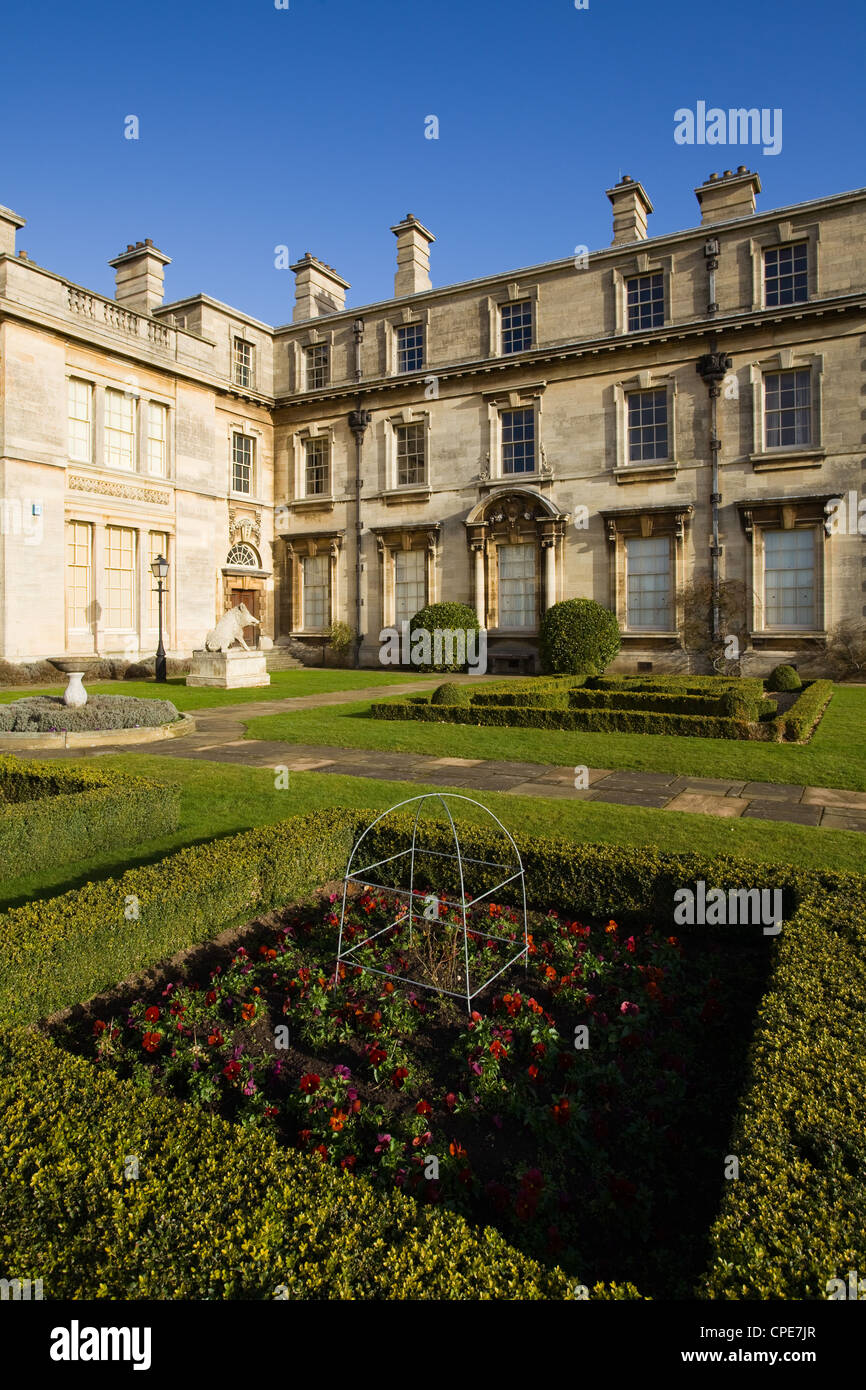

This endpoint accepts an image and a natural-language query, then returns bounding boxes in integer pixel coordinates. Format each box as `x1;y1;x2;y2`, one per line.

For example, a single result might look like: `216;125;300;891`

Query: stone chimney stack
695;168;761;225
0;203;26;258
289;253;350;322
390;214;435;297
605;176;654;245
108;239;171;314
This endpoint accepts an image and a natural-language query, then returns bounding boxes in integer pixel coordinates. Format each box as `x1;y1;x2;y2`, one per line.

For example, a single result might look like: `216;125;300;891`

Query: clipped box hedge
700;879;866;1298
773;679;834;742
567;687;768;718
369;699;761;739
471;689;572;709
1;808;863;1299
0;807;360;1028
0;756;180;876
0;1026;619;1301
590;675;766;700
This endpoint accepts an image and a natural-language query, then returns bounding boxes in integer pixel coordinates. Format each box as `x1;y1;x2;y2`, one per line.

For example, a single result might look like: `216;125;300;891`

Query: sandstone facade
0;171;863;675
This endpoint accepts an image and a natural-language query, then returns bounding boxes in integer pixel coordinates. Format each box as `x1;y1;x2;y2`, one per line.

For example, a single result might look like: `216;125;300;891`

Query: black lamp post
150;553;169;682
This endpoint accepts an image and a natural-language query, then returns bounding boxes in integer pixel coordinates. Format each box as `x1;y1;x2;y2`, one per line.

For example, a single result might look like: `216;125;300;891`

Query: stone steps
264;651;307;671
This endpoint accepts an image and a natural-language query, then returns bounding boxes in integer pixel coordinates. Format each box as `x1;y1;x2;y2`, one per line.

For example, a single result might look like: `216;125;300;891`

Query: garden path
23;679;866;834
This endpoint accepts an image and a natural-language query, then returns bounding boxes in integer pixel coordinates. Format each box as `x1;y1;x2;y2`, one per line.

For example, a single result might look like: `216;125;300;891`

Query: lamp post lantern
150;553;170;682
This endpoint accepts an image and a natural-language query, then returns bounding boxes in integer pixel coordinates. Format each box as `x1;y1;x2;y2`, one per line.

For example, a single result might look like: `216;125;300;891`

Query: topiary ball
408;602;482;673
430;682;469;707
766;663;802;692
538;599;621;676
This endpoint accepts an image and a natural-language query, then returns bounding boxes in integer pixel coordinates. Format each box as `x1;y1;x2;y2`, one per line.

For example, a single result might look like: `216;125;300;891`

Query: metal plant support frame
333;793;529;1013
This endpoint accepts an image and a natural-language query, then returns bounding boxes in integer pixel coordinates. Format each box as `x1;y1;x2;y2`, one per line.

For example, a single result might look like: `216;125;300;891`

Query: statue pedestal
186;650;271;689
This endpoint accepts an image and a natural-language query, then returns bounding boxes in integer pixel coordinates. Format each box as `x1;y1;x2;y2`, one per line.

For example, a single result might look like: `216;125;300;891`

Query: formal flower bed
52;888;768;1296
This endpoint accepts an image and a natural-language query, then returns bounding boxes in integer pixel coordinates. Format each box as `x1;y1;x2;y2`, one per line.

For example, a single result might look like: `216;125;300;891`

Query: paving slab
801;786;866;810
505;781;589;799
587;789;674;809
740;782;806;802
427;757;485;768
741;800;823;825
666;791;748;817
667;776;747;795
534;766;614;786
820;811;866;832
591;771;678;791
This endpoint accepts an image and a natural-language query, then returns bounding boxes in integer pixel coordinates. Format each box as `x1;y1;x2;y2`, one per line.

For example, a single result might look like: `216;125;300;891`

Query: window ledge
620;631;680;641
750;448;825;471
382;484;432;505
750;630;827;642
485;471;553;488
614;461;677;485
288;496;336;512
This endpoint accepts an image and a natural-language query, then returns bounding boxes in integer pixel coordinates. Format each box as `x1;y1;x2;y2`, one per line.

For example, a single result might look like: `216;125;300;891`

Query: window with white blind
104;526;137;630
764;528;816;629
626;536;672;630
148;532;169;630
395;549;426;627
66;521;92;630
497;543;536;629
105;389;136;471
68;380;92;462
147;403;168;476
302;553;329;629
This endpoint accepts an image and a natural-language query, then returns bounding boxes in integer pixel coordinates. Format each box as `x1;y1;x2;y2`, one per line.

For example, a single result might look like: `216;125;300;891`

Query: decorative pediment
229;509;262;545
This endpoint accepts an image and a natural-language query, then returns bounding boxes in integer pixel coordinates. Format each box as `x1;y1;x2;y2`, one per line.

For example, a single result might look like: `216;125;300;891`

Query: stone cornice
274;293;866;409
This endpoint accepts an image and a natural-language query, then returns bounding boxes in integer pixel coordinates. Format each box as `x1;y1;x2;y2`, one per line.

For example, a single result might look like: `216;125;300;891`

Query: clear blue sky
2;0;863;325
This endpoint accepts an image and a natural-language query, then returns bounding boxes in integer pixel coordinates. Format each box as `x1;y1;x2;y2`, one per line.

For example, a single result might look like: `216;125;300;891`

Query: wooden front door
231;588;259;647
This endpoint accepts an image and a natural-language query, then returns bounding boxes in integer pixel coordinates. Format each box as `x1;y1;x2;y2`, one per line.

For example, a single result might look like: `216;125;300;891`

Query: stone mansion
0;168;863;673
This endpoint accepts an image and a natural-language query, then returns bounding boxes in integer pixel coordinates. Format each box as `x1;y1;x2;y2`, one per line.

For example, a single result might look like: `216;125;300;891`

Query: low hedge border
0;756;180;876
369;700;763;740
590;675;766;700
700;881;866;1298
567;688;771;719
773;679;834;742
0;808;360;1029
2;811;864;1298
1;1026;633;1300
471;690;571;709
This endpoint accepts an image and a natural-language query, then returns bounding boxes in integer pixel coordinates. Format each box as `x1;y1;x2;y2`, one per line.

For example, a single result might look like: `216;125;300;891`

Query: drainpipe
348;318;371;668
704;236;720;317
696;337;732;643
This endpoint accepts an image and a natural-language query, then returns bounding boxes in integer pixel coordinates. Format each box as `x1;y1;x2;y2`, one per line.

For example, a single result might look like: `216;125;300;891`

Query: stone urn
49;657;101;709
62;672;88;708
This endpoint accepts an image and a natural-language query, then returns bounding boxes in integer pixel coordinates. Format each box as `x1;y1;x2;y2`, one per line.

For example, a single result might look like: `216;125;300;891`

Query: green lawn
243;684;866;791
0;668;435;711
2;754;863;911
